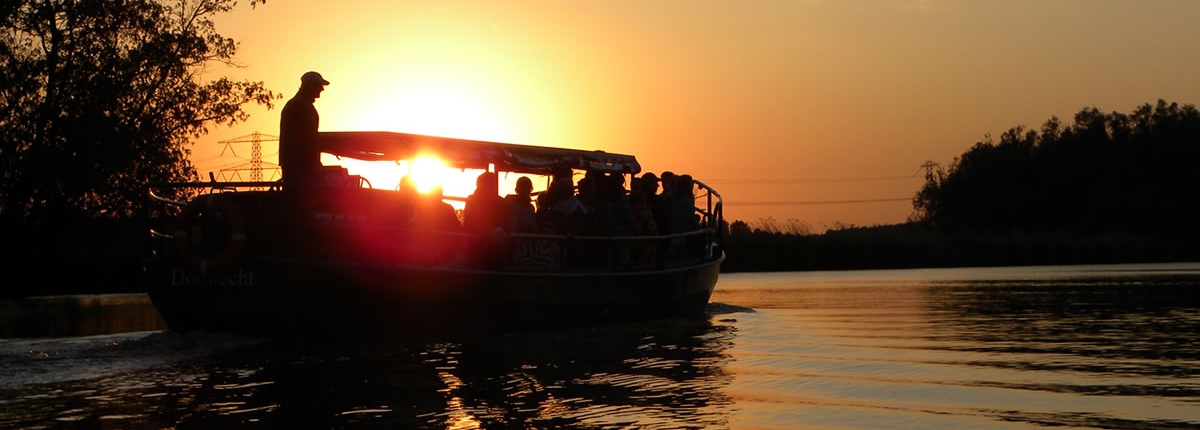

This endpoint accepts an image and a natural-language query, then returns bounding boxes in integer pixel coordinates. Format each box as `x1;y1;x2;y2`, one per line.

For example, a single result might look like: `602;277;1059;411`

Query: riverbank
722;222;1200;272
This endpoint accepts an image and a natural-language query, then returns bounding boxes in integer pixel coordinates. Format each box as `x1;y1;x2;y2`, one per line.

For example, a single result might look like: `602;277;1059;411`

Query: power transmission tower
919;160;939;175
918;160;941;183
216;132;280;182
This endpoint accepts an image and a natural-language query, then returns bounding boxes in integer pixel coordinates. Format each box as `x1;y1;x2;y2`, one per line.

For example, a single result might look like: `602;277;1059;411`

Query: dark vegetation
723;99;1200;272
2;1;1197;296
722;221;1196;272
2;0;272;297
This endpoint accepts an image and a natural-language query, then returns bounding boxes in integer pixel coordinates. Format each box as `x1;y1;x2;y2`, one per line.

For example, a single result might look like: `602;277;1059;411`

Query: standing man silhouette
279;71;329;186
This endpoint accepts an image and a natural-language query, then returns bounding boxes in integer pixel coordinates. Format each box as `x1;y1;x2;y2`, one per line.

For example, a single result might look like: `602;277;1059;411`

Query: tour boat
141;131;725;336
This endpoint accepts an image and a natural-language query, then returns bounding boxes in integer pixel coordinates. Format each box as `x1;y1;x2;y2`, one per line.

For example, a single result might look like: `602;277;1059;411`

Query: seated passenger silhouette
542;177;588;235
537;177;592;267
463;171;505;236
639;172;669;236
657;171;677;233
505;176;537;234
504;176;558;269
394;174;419;225
536;165;573;215
595;173;632;236
414;185;461;232
463;172;507;268
629;189;659;267
669;174;699;233
667;173;701;257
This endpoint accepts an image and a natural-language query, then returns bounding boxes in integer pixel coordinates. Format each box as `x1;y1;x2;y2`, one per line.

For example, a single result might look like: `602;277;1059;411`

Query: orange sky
192;0;1200;231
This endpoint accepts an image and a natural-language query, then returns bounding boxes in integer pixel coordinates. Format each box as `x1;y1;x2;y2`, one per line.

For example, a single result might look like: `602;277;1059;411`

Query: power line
731;197;911;206
705;161;940;185
207;160;245;170
705;175;921;184
194;154;243;163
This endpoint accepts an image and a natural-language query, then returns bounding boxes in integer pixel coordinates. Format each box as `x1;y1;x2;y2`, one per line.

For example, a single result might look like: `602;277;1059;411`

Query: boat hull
141;132;731;337
143;252;724;336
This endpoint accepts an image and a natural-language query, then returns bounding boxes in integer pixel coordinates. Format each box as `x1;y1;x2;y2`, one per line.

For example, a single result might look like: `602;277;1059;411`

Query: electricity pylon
216;132;280;182
918;160;941;184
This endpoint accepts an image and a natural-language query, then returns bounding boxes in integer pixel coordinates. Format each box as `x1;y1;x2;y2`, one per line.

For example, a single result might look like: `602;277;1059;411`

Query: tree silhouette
0;0;275;224
913;99;1200;239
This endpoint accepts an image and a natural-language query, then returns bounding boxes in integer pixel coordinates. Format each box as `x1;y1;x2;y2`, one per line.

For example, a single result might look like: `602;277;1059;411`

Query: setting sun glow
335;69;519;145
326;154;479;205
320;74;520;198
408;156;449;194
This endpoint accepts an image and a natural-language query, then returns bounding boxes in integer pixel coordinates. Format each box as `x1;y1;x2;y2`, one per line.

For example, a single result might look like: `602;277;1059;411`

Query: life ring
172;194;247;276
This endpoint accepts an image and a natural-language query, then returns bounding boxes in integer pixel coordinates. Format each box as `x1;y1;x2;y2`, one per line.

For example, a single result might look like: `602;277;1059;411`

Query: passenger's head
397;175;417;195
661;171;676;191
545;177;573;202
585;168;603;182
676;174;694;196
640;172;660;193
576;176;596;199
515;176;533;196
475;171;498;194
611;172;626;189
600;174;624;198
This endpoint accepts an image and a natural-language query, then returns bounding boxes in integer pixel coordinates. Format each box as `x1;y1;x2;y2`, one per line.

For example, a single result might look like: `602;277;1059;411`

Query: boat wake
0;330;261;390
706;302;756;316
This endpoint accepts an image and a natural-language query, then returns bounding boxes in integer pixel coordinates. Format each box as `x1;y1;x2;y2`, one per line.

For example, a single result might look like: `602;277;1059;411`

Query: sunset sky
192;0;1200;230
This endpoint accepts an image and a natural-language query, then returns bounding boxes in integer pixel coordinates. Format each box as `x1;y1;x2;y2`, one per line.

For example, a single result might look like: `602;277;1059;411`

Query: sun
408;156;448;194
404;155;484;204
318;71;523;196
327;154;481;202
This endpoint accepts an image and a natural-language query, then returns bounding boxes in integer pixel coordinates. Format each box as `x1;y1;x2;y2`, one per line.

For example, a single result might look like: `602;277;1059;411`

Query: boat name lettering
171;269;256;287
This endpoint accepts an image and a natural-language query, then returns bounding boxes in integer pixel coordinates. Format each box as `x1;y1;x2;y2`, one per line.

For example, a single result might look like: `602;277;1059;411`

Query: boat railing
501;229;713;272
691;178;724;243
145;178;722;273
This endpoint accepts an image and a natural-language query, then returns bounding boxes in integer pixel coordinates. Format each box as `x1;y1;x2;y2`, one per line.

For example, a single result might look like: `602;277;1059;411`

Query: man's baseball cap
301;71;330;86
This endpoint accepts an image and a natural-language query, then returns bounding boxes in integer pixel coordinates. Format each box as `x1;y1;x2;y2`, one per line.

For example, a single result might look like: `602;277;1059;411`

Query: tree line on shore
722;99;1200;272
721;221;1197;273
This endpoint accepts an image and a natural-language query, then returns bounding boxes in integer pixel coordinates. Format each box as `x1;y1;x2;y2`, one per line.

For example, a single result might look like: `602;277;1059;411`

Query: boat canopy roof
319;131;641;175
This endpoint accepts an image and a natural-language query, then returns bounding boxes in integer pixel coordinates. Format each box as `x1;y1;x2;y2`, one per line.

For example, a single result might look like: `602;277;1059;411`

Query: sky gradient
192;0;1200;230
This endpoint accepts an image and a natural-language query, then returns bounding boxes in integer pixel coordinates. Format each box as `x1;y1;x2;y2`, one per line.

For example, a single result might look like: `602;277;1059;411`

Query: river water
2;263;1198;429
